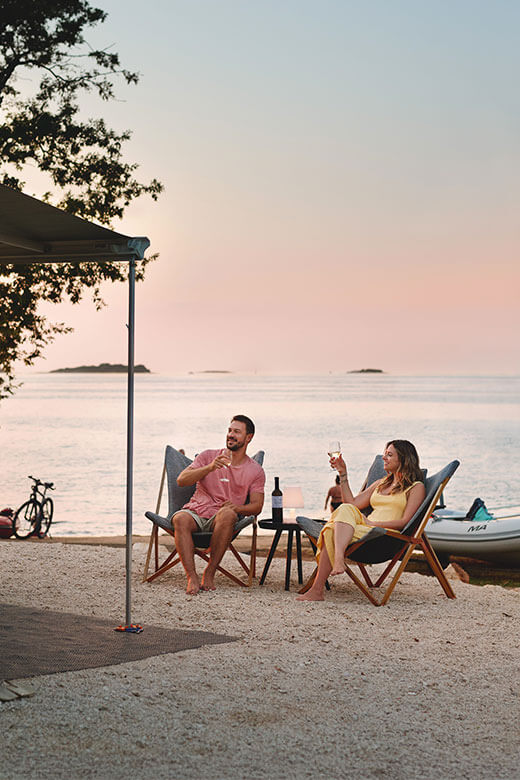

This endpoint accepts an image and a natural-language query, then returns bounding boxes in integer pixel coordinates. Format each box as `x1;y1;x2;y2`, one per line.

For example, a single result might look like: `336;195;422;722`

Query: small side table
258;519;304;591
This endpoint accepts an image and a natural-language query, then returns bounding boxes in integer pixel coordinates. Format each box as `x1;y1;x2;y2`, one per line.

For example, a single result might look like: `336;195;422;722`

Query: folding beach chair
142;446;264;587
296;458;460;606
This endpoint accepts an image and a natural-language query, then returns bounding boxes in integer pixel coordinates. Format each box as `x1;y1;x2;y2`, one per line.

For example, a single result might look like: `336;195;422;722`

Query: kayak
426;505;520;567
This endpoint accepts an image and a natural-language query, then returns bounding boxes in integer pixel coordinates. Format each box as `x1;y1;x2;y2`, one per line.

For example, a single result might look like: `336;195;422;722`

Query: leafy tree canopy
0;0;163;399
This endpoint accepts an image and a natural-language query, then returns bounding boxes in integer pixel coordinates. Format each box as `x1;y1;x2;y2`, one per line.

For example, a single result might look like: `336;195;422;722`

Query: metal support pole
125;259;136;626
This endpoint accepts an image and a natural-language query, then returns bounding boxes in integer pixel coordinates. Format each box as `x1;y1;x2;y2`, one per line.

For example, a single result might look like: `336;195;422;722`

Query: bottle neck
274;477;280;490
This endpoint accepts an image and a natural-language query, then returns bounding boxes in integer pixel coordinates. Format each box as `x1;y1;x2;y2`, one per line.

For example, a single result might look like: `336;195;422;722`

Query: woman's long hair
379;440;423;494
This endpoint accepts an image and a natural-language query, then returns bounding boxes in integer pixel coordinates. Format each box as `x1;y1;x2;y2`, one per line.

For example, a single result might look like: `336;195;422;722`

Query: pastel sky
28;0;520;374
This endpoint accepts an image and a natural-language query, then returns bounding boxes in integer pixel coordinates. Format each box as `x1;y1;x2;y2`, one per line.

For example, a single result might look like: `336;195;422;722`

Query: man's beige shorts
172;509;216;533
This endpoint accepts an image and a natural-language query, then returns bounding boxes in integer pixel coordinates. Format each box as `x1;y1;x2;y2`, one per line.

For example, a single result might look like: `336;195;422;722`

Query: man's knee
213;507;237;527
173;512;197;533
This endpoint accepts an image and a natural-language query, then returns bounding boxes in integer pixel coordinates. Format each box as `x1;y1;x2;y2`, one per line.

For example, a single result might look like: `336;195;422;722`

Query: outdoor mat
0;603;237;681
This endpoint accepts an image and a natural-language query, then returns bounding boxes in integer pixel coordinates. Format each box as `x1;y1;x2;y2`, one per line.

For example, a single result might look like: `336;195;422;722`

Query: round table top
259;518;303;530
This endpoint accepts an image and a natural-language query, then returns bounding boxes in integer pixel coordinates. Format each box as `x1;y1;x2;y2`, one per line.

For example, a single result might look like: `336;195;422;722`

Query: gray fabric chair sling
295;455;392;541
142;446;264;587
297;458;459;606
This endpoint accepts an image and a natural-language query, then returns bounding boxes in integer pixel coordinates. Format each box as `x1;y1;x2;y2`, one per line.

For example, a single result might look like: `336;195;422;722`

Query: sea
1;372;519;537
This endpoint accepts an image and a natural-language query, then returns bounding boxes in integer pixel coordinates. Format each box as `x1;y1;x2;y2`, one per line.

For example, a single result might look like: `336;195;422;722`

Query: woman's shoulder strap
404;480;423;493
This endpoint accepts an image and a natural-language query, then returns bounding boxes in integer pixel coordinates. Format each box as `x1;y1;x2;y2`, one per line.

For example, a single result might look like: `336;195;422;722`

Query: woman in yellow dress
297;440;426;602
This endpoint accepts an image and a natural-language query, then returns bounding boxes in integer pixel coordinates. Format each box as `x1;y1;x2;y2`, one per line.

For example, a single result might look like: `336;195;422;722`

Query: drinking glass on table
219;448;232;482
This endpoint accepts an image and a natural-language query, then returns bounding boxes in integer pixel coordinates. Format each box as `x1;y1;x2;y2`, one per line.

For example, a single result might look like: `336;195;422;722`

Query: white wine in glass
220;448;232;482
328;441;341;460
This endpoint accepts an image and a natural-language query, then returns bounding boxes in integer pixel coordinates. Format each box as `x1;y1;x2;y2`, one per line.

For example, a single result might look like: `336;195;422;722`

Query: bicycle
13;476;55;539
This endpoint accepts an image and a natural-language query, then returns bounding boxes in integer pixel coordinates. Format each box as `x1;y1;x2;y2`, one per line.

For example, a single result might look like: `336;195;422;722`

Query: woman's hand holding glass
329;452;347;477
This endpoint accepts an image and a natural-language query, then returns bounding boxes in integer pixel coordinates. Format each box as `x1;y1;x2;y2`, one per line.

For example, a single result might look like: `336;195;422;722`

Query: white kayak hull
426;510;520;566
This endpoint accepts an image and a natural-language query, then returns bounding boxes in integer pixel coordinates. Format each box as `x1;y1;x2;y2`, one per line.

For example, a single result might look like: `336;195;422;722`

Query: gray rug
0;603;236;681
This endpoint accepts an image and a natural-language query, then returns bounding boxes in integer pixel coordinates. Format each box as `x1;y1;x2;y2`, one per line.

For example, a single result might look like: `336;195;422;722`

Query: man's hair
231;414;255;437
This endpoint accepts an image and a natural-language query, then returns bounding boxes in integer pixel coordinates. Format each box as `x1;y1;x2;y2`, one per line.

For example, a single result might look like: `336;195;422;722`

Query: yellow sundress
316;481;422;565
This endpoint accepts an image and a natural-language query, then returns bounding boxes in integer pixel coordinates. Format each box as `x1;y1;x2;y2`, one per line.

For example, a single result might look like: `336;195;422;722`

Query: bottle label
272;496;283;509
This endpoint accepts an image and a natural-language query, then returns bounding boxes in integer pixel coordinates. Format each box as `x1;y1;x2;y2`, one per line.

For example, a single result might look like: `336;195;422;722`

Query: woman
324;475;342;513
297;440;425;602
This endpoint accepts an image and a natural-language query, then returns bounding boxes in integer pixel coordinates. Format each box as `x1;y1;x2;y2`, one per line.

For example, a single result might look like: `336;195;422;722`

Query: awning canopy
0;184;149;263
1;183;151;629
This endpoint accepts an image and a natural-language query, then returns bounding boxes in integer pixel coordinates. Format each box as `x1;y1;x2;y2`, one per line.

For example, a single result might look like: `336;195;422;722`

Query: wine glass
328;441;341;465
219;448;232;482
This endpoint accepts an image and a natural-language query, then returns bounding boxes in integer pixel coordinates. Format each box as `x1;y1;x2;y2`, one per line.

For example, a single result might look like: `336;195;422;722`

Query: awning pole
125;259;136;626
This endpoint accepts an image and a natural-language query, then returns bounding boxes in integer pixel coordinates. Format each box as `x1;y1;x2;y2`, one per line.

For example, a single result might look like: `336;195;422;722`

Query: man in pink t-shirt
174;415;265;594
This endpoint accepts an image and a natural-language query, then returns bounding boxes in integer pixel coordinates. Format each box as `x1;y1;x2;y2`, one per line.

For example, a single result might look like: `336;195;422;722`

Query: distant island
188;370;233;374
51;363;151;374
347;368;385;374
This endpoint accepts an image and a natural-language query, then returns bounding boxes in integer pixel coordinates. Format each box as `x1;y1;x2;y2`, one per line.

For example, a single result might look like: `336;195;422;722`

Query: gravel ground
1;541;519;780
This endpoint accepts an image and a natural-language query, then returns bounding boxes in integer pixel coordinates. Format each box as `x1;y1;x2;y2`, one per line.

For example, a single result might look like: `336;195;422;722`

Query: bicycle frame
30;480;52;504
13;476;55;539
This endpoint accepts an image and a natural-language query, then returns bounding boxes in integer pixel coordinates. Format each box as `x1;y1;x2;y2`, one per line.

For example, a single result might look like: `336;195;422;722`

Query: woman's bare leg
296;545;333;601
330;522;355;576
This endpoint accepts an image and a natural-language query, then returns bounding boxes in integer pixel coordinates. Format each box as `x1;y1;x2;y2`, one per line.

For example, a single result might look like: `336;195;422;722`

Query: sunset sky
30;1;520;374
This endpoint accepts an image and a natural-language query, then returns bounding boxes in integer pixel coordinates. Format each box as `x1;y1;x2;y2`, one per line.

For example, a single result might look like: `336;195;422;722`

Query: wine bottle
272;477;283;524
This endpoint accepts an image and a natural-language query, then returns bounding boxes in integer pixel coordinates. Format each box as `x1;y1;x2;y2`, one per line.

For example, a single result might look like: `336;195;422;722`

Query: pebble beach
1;539;519;780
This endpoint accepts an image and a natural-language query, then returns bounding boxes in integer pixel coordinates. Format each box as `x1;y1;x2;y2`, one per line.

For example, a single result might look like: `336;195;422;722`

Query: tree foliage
0;0;163;399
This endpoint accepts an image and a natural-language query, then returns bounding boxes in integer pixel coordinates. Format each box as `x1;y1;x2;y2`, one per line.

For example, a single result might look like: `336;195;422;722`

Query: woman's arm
330;455;379;510
365;482;426;530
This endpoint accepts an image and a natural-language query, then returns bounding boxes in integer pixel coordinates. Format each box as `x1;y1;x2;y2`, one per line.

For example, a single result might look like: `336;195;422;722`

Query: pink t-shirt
183;449;265;519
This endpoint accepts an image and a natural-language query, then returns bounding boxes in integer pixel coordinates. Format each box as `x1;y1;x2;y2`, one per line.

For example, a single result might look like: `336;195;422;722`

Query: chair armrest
234;514;256;535
145;511;174;534
295;516;325;540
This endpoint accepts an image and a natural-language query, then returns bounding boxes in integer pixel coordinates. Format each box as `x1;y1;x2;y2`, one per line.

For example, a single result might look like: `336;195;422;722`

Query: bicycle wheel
13;500;40;539
40;497;54;537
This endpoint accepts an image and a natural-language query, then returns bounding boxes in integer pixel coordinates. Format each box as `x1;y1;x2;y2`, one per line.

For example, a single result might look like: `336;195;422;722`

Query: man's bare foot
330;562;346;576
201;571;216;591
186;575;200;595
296;590;324;601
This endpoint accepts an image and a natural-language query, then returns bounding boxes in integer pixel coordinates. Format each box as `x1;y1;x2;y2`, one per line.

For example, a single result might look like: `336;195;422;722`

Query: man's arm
177;452;229;487
222;491;264;517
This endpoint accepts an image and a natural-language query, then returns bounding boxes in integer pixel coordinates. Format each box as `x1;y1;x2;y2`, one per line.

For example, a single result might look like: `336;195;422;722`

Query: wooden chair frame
299;469;457;606
142;457;258;588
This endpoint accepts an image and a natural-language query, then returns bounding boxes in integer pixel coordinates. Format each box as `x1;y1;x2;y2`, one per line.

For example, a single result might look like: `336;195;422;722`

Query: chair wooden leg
373;545;408;587
250;523;257;584
342;565;380;606
298;566;317;594
302;534;332;591
145;551;182;582
421;536;456;599
356;562;375;588
193;549;250;587
378;544;418;606
142;461;167;582
228;543;250;574
214;565;249;587
142;525;157;582
154;532;159;571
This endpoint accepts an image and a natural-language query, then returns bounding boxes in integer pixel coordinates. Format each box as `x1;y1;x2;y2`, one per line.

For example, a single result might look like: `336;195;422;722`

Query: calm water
1;373;519;536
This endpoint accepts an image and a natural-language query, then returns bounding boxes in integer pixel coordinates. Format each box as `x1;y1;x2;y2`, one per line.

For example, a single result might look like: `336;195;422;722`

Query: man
174;415;265;594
